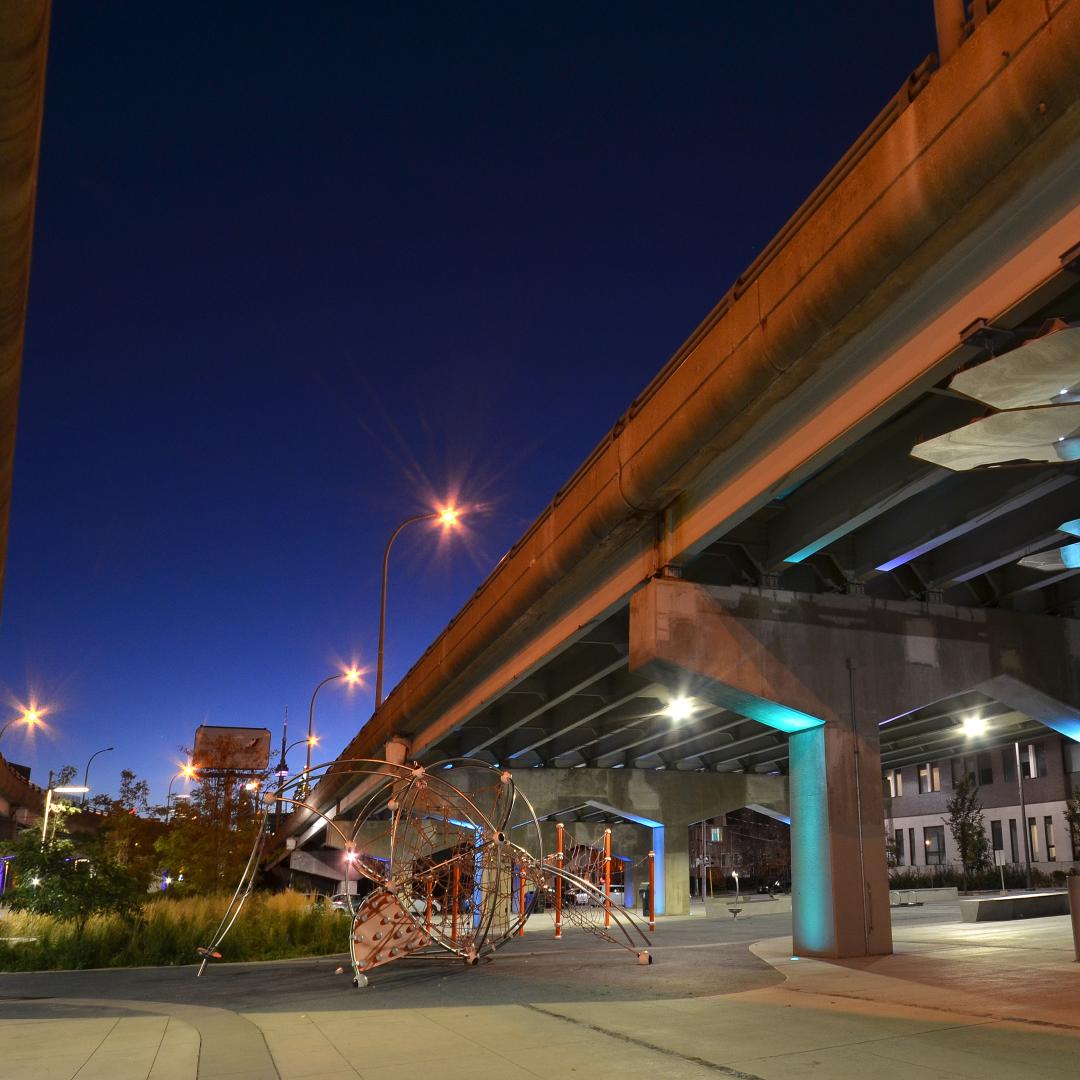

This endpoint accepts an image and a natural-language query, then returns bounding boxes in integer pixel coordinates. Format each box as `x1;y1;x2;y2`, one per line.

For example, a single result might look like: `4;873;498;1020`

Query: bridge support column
789;716;891;958
630;578;895;957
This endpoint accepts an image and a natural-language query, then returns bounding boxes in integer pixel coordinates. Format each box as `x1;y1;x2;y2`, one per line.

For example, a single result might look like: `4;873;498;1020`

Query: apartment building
884;733;1080;872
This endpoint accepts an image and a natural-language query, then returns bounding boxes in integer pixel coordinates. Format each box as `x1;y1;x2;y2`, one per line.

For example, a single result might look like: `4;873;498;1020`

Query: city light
343;666;362;686
438;506;460;527
961;714;987;738
663;696;696;722
53;785;89;794
180;762;198;781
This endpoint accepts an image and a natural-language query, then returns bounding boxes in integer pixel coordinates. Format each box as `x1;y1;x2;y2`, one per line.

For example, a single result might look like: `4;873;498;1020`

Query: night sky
1;3;936;801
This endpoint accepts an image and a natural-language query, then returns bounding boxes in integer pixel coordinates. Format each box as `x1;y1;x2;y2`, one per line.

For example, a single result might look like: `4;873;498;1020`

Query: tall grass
0;891;347;971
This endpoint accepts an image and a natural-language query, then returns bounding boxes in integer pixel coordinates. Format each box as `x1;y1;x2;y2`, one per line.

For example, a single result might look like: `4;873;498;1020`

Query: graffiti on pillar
196;759;652;987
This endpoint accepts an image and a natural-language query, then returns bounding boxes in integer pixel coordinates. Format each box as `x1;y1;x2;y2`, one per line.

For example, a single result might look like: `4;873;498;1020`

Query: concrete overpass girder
628;578;1080;960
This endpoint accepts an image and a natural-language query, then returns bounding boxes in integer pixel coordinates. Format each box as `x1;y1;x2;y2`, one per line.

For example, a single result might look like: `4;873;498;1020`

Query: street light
41;784;89;846
0;705;45;747
375;507;462;708
166;763;198;822
81;746;114;805
961;714;1032;889
303;667;362;792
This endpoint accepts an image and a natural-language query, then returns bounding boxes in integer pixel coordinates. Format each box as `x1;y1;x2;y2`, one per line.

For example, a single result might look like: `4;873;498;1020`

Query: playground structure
197;759;653;986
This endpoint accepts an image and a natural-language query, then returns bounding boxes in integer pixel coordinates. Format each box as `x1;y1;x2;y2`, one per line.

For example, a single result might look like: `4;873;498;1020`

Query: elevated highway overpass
284;0;1080;959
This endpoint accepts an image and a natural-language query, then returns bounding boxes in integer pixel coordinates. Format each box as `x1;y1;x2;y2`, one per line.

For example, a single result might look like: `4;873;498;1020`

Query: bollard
555;822;563;939
1070;875;1080;962
604;828;612;928
648;849;655;932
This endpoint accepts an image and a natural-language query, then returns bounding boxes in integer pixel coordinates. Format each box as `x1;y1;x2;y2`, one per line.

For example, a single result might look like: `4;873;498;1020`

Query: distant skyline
0;3;936;800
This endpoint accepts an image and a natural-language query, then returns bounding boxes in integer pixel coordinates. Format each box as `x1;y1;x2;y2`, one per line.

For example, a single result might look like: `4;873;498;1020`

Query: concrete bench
959;891;1069;922
889;886;959;906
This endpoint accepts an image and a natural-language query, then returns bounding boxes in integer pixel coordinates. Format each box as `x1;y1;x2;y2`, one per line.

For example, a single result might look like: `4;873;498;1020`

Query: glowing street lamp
303;667;363;793
376;507;462;708
166;763;198;822
0;705;45;747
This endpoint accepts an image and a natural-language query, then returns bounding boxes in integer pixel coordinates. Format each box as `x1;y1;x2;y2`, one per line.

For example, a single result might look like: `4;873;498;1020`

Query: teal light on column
789;727;834;956
651;825;666;916
704;685;823;733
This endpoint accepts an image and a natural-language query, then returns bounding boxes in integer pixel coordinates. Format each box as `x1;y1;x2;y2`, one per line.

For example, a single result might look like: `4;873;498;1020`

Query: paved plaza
1;899;1078;1079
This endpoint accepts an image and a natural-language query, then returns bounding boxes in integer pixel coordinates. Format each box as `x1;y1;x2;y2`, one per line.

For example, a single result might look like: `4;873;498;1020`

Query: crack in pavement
522;1003;768;1079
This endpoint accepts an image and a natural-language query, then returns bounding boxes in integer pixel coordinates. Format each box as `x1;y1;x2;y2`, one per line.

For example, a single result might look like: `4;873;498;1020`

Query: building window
1028;817;1040;861
886;769;903;798
1008;819;1018;863
1002;748;1015;783
1067;742;1080;774
977;752;993;785
918;762;941;794
1044;817;1056;862
990;820;1003;853
895;829;905;866
1018;743;1047;779
908;828;916;866
710;827;721;843
923;825;946;865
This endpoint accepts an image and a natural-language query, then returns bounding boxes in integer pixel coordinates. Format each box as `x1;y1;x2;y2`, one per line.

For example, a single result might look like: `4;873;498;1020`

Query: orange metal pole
648;849;655;932
518;868;527;937
555;822;563;939
604;827;611;929
451;862;460;943
425;876;433;938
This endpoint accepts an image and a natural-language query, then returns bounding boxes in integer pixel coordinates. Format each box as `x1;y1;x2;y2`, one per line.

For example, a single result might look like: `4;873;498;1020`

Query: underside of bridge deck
288;0;1080;961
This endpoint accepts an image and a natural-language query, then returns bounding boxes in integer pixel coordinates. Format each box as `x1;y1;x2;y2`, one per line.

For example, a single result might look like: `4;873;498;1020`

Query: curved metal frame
197;757;651;984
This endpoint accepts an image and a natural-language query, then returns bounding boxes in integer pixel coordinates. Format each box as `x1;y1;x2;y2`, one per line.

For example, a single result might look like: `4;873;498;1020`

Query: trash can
640;886;650;917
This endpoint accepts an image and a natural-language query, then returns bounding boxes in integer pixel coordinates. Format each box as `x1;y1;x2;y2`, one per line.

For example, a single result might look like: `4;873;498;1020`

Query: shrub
0;890;346;972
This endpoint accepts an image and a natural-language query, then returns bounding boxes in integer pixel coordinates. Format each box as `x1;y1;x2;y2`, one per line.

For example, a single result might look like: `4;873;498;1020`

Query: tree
0;804;144;932
154;767;269;894
943;774;991;885
54;764;78;787
117;769;151;814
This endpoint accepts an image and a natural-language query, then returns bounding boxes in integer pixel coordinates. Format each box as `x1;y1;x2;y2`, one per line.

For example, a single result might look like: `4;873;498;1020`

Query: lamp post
304;669;362;786
81;746;114;805
0;706;44;748
375;507;461;708
166;763;197;822
41;784;89;846
1014;741;1034;890
273;737;320;833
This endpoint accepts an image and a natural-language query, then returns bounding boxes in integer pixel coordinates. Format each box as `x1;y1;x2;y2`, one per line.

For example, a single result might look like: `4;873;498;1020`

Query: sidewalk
1;907;1077;1079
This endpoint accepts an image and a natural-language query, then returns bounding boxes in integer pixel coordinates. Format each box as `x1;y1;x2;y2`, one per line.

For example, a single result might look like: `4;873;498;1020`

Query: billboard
193;725;271;772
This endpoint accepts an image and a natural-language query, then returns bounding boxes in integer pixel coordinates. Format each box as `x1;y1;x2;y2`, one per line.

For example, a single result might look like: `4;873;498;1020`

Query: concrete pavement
1;902;1078;1079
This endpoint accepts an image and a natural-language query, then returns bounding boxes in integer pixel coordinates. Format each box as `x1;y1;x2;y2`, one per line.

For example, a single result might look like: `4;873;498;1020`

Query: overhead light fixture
662;697;695;722
961;715;987;738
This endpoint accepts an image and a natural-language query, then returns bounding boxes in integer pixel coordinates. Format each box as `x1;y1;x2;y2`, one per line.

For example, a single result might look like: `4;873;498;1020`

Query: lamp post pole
302;669;361;797
82;746;114;806
41;784;89;847
375;508;460;709
1014;740;1034;890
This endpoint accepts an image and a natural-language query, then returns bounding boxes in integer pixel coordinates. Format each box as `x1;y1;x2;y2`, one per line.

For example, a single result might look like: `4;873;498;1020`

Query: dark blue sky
1;3;935;800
